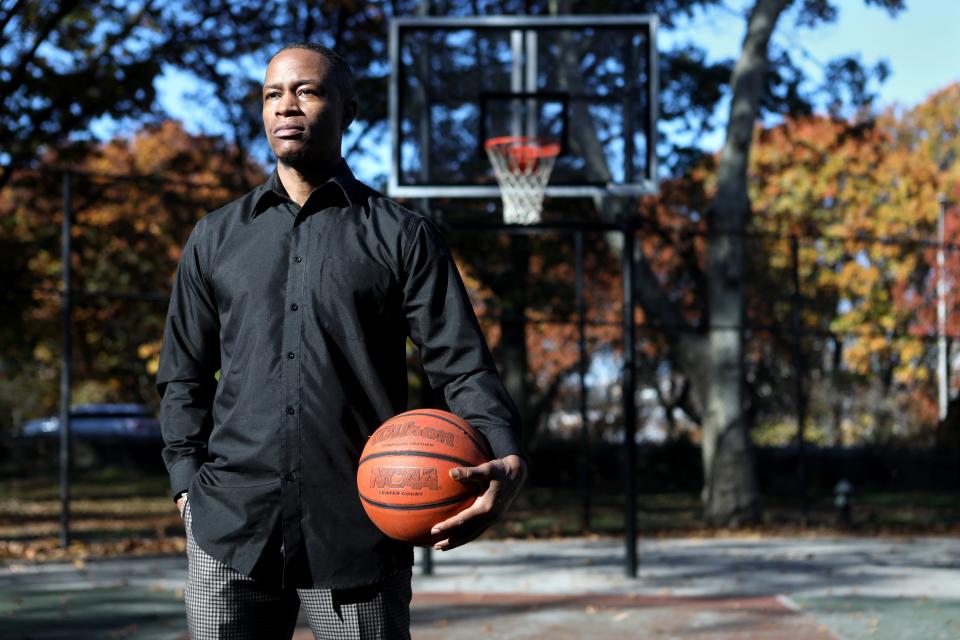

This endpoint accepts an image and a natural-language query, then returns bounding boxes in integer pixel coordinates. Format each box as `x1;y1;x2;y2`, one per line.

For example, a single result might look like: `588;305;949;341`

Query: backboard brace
388;15;659;201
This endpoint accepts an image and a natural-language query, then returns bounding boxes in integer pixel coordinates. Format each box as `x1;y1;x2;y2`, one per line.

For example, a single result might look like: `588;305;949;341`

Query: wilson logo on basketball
370;466;440;491
369;420;455;448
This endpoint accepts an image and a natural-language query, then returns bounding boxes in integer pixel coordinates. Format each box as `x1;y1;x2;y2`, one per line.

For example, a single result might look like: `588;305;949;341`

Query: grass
2;466;959;564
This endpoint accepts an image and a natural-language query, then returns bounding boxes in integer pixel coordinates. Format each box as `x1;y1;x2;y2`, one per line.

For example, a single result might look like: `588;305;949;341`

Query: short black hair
272;43;354;102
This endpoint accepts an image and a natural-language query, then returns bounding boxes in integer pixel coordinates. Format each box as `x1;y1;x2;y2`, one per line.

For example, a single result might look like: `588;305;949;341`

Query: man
158;43;526;639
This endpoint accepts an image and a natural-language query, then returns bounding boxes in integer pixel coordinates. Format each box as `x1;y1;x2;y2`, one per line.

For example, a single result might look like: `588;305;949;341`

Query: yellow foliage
899;339;924;362
137;341;163;376
746;86;960;426
33;344;53;363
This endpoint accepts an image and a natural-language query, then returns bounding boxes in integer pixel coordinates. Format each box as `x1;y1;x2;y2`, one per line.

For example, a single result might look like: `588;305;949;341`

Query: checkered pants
183;499;412;640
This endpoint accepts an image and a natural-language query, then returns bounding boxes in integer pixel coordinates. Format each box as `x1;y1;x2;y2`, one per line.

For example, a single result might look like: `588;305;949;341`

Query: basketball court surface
406;592;834;639
3;535;959;639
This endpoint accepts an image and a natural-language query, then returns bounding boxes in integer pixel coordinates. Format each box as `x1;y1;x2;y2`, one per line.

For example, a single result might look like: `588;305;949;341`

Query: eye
264;90;281;101
298;87;317;97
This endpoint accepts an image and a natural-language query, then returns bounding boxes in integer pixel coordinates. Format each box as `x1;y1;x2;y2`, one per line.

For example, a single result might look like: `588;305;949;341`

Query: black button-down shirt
157;161;522;589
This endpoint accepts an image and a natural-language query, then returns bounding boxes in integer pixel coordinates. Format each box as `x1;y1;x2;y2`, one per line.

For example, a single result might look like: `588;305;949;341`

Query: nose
275;89;300;115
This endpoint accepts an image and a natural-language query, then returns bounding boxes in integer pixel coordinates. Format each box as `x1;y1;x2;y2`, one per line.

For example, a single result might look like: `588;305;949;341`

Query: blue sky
670;1;959;108
659;0;960;150
785;1;958;109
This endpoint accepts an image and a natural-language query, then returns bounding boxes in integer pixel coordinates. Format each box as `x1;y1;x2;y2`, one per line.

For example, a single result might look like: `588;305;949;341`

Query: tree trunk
701;0;789;525
546;0;787;525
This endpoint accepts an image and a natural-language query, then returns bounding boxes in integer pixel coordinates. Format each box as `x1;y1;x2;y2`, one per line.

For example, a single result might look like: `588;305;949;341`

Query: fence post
575;230;591;532
60;170;73;548
622;223;637;577
790;235;808;525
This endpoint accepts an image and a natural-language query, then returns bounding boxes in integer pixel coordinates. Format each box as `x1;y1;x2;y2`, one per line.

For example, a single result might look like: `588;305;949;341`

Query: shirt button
293;256;303;263
284;472;296;482
287;352;295;359
290;304;298;311
286;406;295;415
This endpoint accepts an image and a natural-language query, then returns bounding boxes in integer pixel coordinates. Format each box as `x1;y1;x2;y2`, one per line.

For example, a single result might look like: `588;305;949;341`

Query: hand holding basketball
357;409;495;546
429;453;527;552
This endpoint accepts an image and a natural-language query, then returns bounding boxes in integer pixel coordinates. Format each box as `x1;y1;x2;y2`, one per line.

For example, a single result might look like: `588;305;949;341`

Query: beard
277;146;316;171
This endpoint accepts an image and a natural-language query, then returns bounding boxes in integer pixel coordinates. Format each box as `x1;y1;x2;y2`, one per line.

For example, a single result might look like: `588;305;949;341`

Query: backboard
388;15;659;200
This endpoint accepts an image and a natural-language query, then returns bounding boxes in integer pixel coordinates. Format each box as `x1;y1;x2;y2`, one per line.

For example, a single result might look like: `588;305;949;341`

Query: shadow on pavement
0;585;185;640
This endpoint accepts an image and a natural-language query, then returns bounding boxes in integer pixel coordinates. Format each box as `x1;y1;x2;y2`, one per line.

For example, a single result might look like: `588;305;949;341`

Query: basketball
357;409;493;546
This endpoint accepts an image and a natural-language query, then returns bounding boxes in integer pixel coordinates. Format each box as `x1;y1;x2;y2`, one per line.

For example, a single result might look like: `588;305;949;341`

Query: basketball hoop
484;136;560;225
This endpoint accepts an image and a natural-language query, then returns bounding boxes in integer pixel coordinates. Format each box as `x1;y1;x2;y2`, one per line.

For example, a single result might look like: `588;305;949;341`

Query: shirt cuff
482;427;525;462
167;457;203;500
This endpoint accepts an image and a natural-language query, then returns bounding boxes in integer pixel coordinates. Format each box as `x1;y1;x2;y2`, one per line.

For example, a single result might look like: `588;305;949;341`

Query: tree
542;0;792;525
167;0;902;525
149;0;404;178
0;121;263;429
0;1;170;190
0;1;403;190
554;0;906;525
1;0;913;526
738;83;959;446
451;221;627;446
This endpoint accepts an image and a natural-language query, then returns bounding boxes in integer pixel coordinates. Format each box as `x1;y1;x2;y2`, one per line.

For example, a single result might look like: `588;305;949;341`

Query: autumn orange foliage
3;83;959;445
0;121;264;418
744;84;960;440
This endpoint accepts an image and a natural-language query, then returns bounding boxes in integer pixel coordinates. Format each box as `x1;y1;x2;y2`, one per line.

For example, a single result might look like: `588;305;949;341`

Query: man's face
262;48;356;170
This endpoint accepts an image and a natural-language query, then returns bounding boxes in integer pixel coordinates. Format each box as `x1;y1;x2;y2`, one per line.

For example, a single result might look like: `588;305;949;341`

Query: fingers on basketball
357;408;492;546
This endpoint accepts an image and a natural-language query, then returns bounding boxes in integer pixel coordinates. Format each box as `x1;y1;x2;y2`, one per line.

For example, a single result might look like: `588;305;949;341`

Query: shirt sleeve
402;218;524;460
156;220;220;499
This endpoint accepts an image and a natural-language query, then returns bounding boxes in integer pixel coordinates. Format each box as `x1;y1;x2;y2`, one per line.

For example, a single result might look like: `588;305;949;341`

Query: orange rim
484;136;561;159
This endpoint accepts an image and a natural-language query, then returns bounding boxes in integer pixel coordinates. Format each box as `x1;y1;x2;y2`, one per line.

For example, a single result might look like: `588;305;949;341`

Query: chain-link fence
2;170;959;550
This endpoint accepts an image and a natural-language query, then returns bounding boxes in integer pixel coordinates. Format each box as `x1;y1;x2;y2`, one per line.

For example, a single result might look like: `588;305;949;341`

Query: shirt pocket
314;255;395;342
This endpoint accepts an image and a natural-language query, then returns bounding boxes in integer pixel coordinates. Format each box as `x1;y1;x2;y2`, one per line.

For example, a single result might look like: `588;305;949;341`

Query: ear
341;99;358;132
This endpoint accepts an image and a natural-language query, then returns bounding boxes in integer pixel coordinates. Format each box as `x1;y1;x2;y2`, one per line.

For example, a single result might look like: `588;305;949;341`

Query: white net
484;137;560;225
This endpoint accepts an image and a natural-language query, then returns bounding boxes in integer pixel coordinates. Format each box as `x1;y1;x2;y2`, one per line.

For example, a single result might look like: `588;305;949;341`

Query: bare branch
0;0;28;42
0;0;82;103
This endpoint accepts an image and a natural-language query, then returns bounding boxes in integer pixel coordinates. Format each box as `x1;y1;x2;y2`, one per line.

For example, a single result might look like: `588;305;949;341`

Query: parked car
20;403;161;439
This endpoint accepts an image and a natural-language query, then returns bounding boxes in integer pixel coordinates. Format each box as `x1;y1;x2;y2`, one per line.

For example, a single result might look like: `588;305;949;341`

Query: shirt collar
252;160;359;217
